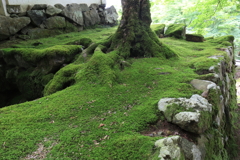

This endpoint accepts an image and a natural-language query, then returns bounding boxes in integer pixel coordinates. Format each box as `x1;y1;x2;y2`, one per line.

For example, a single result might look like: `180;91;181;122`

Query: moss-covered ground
0;26;233;159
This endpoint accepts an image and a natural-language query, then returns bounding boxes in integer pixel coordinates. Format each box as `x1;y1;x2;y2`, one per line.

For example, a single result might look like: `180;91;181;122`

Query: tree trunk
105;0;176;59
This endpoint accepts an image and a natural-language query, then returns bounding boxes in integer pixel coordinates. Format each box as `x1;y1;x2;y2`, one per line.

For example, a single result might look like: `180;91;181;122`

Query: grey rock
31;4;47;10
27;10;47;27
61;3;84;26
0;15;31;40
158;94;212;134
89;3;99;10
191;79;220;98
155;136;183;160
158;94;212;112
17;35;31;40
80;3;90;12
83;8;100;26
6;5;29;14
155;136;202;160
54;3;65;10
46;5;62;16
104;6;118;25
44;16;66;29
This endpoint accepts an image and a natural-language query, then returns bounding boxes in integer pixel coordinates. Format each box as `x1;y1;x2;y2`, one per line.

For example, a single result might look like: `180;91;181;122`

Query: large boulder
151;24;165;37
54;3;65;10
44;16;66;29
61;3;84;26
155;136;202;160
0;15;31;40
165;24;186;38
158;94;212;134
104;5;118;25
27;10;47;27
79;3;90;12
83;7;101;26
46;5;62;16
186;34;204;42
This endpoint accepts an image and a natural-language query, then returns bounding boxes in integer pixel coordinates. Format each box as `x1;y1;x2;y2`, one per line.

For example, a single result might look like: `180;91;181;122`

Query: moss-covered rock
207;35;234;46
44;64;82;96
0;45;82;106
186;34;204;42
151;24;165;37
165;24;186;39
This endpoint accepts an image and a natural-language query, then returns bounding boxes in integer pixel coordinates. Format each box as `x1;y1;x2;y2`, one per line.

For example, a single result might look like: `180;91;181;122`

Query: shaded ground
141;120;198;143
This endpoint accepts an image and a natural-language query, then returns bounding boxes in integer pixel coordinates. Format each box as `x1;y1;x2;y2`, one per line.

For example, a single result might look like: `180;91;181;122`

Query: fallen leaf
98;123;105;128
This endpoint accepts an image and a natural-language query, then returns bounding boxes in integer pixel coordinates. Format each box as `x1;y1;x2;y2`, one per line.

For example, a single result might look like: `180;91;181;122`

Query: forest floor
0;26;237;159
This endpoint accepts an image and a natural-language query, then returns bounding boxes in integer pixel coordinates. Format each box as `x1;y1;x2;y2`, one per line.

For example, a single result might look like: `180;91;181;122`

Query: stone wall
155;46;237;159
7;0;106;6
0;0;106;16
0;3;118;41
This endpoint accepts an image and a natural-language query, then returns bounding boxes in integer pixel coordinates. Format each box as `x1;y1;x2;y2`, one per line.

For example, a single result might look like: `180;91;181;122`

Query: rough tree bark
104;0;176;59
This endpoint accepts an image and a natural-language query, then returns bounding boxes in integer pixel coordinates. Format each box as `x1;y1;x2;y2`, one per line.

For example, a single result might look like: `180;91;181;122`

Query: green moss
205;37;214;40
191;57;222;74
2;45;82;63
44;64;82;96
151;24;165;36
220;41;232;46
76;49;120;86
165;24;186;39
164;103;195;121
79;37;93;48
0;26;237;159
207;35;234;46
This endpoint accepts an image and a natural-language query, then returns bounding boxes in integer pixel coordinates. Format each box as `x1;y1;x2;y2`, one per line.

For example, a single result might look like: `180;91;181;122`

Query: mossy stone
165;24;186;39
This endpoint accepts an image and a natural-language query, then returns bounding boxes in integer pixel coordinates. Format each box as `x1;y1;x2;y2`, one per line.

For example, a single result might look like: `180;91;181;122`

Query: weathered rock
186;34;204;42
0;15;31;40
80;3;90;12
27;10;47;27
46;5;62;16
83;8;101;26
6;5;30;14
31;4;47;10
190;79;218;92
54;3;65;10
44;16;66;29
89;3;99;10
155;136;202;160
104;5;118;25
165;24;186;38
61;3;84;26
17;35;31;40
158;94;212;134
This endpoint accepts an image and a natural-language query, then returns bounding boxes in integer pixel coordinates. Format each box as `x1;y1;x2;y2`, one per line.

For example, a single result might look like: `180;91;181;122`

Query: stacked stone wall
0;3;118;41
